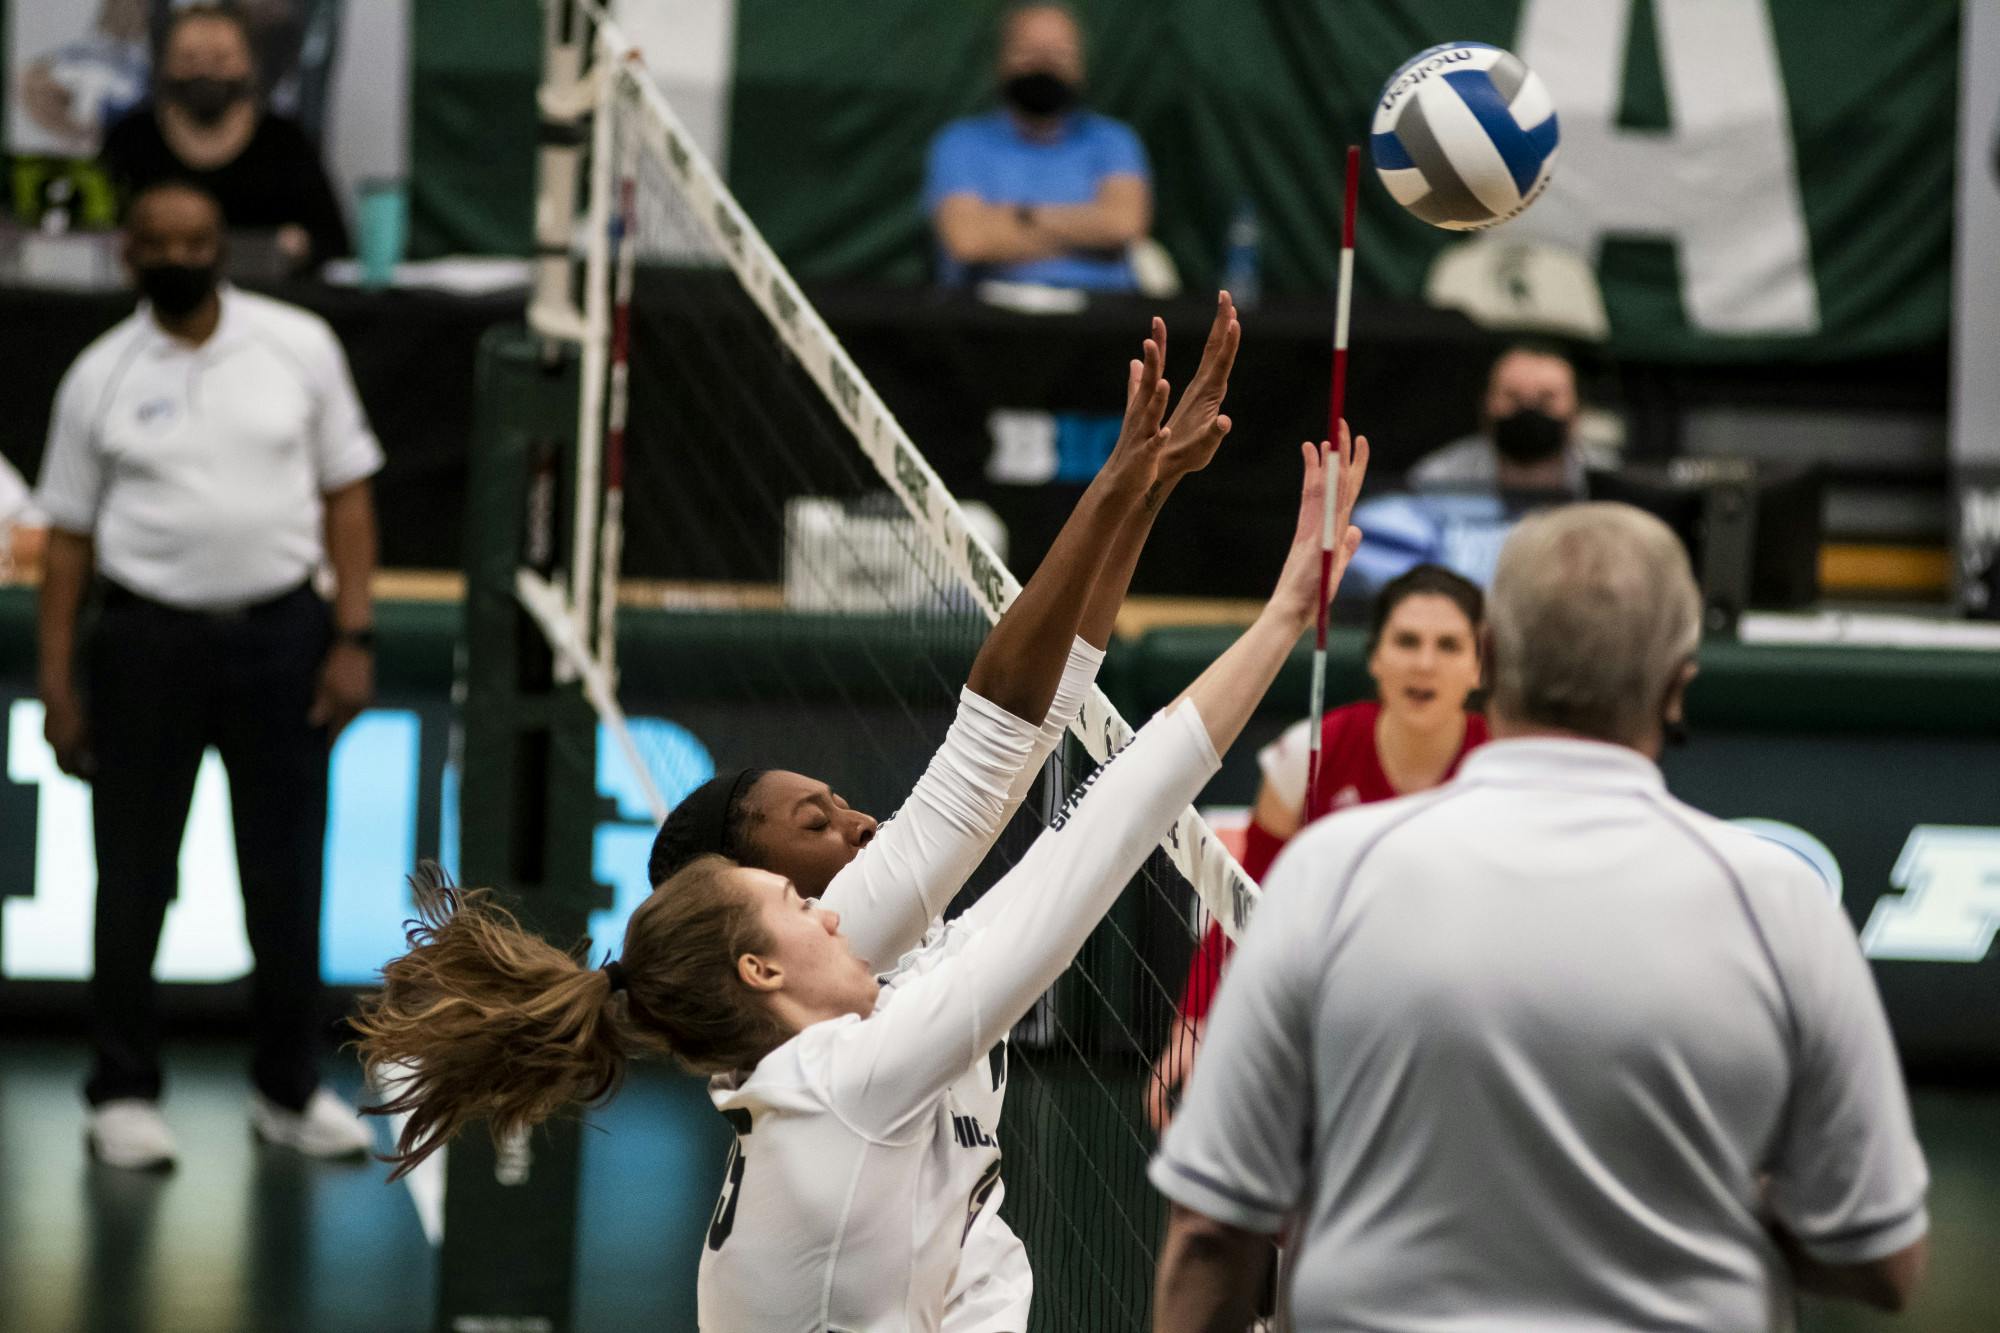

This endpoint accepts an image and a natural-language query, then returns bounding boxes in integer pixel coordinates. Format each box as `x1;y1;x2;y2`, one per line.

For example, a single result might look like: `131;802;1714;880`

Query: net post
441;325;607;1333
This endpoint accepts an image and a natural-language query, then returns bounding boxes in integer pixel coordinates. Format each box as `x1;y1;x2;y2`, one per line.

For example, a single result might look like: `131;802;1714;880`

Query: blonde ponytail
355;856;792;1178
353;865;636;1179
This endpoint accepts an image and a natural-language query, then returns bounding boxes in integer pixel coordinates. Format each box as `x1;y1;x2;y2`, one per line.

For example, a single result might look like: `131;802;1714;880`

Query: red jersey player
1148;564;1488;1131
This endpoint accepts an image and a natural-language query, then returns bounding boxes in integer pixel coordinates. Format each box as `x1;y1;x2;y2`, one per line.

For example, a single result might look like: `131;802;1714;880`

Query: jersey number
707;1109;753;1251
961;1158;1003;1246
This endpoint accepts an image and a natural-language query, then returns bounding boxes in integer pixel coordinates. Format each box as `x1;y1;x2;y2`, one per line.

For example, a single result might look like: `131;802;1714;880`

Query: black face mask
161;75;254;127
1491;407;1570;464
1001;70;1080;119
137;261;220;319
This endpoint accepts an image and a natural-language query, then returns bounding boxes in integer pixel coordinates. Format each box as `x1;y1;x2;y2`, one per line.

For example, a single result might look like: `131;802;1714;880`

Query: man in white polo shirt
36;180;380;1170
1151;504;1929;1330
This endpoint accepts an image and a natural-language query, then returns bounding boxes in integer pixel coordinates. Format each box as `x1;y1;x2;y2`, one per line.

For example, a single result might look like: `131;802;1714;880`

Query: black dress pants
84;581;331;1111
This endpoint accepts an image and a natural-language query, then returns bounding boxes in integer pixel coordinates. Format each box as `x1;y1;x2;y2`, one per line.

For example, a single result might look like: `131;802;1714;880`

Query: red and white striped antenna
1306;145;1360;824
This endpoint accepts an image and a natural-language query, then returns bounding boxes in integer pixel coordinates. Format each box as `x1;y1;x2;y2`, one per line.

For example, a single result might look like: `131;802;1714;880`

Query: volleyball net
516;4;1261;1326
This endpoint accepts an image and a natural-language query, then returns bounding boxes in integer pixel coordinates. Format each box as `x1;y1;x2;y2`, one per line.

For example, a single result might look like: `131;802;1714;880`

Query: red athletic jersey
1176;703;1488;1024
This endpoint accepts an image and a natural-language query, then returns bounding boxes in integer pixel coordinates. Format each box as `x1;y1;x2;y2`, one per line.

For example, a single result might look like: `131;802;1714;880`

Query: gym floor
0;1036;720;1332
0;1036;1994;1332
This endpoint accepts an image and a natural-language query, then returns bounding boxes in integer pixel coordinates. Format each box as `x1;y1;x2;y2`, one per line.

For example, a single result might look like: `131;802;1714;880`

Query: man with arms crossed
1150;503;1928;1330
924;2;1151;292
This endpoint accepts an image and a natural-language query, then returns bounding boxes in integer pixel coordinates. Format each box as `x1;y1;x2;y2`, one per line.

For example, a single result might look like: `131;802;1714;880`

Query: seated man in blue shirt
923;3;1151;292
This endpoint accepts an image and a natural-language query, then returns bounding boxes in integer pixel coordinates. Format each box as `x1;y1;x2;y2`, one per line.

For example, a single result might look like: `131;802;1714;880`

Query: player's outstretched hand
1106;321;1172;486
1157;291;1242;482
1269;421;1368;631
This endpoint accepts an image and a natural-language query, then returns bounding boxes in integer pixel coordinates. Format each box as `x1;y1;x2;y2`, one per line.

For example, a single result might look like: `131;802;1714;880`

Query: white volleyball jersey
817;641;1101;1332
698;702;1220;1333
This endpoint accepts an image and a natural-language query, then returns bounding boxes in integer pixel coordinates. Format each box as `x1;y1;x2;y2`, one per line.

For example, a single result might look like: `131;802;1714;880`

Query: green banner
400;0;1956;363
725;0;1956;362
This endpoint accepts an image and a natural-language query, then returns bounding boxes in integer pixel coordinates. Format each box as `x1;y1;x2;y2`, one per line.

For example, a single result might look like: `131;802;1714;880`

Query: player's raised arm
969;292;1240;718
987;293;1240;825
812;301;1241;967
826;430;1368;1135
1070;292;1241;653
1177;426;1367;753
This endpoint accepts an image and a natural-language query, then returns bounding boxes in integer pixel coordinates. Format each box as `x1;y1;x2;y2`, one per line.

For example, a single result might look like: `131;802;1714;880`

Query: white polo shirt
35;286;384;611
1153;738;1928;1333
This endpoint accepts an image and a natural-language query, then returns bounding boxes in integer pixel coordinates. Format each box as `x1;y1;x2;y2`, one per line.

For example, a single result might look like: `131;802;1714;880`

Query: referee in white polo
1151;504;1929;1331
36;180;380;1170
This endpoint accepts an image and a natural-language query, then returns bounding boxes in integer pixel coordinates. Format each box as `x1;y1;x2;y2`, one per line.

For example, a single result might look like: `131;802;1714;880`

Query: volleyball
1370;42;1559;231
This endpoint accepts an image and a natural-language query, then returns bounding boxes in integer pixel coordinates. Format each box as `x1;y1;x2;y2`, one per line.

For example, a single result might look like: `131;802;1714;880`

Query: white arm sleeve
953;639;1107;939
1765;877;1930;1263
1148;837;1319;1234
820;688;1038;971
826;702;1221;1140
1001;637;1106;813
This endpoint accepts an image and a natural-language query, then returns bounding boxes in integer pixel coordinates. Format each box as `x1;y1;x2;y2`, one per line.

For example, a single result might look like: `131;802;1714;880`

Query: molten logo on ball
1371;42;1560;231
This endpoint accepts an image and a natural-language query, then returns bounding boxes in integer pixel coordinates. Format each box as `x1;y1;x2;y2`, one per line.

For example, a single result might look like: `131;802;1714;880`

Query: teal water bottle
357;179;409;289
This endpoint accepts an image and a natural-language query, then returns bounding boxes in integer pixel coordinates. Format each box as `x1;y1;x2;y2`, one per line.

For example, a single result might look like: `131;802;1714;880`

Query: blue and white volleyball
1371;43;1559;231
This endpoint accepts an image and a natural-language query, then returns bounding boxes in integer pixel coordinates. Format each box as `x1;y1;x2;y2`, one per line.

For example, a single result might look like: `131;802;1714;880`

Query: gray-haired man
1150;504;1928;1331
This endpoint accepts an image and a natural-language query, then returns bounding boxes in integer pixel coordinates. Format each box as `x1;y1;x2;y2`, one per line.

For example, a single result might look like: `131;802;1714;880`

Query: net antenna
531;0;1260;935
1307;145;1360;825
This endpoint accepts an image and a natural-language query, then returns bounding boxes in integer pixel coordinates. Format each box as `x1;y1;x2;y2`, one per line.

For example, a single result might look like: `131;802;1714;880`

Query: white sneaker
88;1099;179;1171
250;1088;376;1159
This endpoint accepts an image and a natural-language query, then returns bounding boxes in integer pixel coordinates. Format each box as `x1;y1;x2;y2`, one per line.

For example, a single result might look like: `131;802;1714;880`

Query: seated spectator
1345;343;1609;595
924;3;1151;292
100;4;349;270
1409;342;1609;495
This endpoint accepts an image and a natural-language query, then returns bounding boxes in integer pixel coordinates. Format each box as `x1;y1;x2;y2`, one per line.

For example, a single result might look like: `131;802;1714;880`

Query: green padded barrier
1119;626;2000;737
5;600;1990;740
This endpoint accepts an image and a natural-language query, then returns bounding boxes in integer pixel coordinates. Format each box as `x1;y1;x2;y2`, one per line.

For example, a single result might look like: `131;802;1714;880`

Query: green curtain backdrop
400;1;1957;363
407;0;541;260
